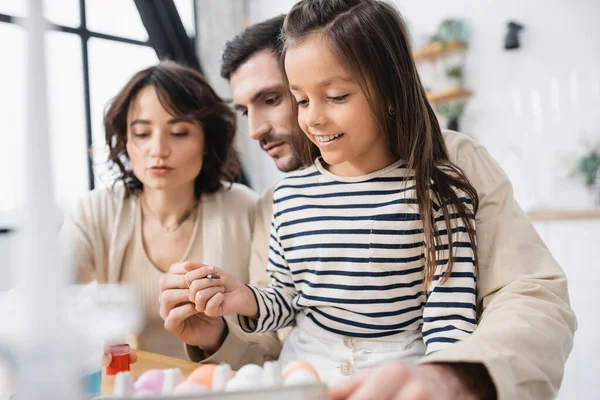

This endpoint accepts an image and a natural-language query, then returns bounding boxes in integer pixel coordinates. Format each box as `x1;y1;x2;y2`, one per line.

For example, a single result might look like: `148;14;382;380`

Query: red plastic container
106;344;130;375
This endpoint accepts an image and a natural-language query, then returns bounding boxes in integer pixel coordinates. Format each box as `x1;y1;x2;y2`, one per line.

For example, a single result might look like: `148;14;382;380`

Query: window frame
0;0;198;233
0;0;197;192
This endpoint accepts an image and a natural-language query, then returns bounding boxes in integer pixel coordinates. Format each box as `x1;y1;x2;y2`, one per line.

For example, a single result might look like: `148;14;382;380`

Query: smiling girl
184;0;479;383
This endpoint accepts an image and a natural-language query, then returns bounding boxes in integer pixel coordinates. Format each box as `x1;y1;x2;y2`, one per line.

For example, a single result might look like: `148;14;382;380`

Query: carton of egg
110;360;320;397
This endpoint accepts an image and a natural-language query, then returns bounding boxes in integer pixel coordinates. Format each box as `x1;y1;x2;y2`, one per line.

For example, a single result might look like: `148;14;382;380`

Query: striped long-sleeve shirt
240;158;477;354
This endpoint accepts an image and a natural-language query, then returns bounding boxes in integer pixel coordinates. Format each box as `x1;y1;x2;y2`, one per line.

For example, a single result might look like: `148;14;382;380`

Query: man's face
230;50;302;173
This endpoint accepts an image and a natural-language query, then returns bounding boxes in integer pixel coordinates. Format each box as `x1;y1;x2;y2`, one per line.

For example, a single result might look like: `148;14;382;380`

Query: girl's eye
296;99;308;107
328;94;349;103
133;133;150;138
172;132;189;137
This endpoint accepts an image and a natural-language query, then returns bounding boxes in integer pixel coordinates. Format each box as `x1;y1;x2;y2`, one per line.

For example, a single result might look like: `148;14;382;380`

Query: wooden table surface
101;350;199;395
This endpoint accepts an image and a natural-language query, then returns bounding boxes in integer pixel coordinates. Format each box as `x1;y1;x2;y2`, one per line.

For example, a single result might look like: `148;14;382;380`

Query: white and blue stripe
240;158;477;354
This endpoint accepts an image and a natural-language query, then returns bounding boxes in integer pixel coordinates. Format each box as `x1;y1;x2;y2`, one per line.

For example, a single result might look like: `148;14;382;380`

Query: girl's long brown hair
282;0;478;288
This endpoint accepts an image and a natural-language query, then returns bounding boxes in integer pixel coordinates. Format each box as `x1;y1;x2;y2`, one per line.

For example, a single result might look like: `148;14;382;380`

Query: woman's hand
159;262;228;353
183;263;257;319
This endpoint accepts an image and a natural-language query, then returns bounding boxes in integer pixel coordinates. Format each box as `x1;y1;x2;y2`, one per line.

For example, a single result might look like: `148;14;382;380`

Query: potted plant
573;142;600;206
445;65;464;86
431;18;469;45
435;100;466;131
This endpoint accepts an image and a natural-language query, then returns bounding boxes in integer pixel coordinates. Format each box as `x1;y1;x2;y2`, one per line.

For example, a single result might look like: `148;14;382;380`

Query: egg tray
97;383;328;399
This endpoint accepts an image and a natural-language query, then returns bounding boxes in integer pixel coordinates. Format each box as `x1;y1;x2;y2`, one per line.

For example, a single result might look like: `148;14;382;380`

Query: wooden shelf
527;209;600;222
426;87;472;105
413;40;467;62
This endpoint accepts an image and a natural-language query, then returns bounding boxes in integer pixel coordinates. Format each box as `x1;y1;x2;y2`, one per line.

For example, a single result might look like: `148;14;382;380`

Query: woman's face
126;85;205;192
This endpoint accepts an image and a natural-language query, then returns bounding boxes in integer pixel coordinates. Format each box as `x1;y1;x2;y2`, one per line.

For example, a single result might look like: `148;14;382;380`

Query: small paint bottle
103;344;131;391
106;344;131;375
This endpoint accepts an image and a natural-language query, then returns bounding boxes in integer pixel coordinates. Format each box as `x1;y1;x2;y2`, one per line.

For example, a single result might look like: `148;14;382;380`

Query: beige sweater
58;182;280;359
192;131;577;399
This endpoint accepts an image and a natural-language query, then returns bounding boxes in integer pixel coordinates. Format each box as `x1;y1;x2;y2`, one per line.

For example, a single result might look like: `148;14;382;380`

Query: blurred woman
59;61;257;359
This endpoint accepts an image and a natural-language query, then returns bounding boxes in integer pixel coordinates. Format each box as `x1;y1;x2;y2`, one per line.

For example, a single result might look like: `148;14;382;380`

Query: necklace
141;195;199;233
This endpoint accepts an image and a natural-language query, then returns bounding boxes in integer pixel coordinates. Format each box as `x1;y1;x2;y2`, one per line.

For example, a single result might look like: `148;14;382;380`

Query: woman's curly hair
103;60;239;197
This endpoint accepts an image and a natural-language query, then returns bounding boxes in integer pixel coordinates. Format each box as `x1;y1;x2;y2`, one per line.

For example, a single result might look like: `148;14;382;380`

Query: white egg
161;368;184;394
234;364;263;380
172;381;209;395
112;371;134;396
225;376;264;392
211;363;232;391
284;369;320;387
262;361;283;387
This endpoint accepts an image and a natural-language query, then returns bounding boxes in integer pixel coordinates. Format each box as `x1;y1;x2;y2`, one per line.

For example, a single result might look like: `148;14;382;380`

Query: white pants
279;313;426;385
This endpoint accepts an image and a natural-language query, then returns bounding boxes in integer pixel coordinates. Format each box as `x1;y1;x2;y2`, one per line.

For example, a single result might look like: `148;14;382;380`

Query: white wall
533;219;600;400
248;0;600;211
0;234;11;291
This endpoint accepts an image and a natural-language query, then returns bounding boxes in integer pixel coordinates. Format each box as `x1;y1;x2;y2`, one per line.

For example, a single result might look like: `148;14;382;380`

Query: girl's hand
183;263;257;318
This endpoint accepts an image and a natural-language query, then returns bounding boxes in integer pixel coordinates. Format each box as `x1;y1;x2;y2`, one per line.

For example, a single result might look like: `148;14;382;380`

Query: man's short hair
220;14;285;80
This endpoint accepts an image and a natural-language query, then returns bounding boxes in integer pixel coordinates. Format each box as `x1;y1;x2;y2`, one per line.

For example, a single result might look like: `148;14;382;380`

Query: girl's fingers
205;292;226;317
193;286;226;313
188;276;224;303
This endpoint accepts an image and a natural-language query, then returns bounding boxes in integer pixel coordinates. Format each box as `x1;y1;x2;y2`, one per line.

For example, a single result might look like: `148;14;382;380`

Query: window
174;0;196;38
45;0;80;27
0;1;196;225
85;0;148;41
0;1;25;18
46;30;89;207
0;23;26;216
88;38;158;187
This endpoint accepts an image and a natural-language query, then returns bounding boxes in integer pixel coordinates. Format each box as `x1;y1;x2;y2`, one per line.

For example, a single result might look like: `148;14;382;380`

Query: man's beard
260;132;302;173
259;132;289;149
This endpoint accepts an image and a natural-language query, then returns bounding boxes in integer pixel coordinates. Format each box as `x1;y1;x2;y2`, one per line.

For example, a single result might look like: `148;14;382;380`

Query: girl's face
126;85;205;192
285;34;394;177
